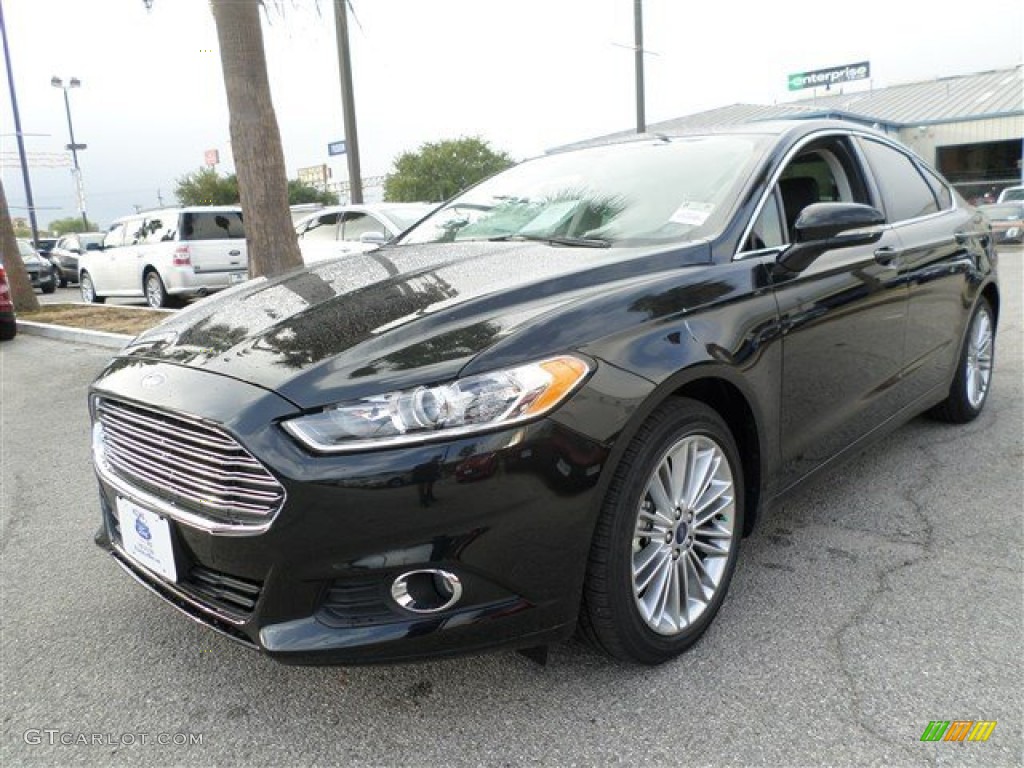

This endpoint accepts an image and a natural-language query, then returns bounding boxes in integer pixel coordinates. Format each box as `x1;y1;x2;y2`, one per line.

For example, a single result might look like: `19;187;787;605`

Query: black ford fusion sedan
90;120;998;665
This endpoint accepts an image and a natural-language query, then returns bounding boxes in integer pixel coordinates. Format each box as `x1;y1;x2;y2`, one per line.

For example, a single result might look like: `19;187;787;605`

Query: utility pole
333;0;363;203
0;0;41;245
634;0;645;133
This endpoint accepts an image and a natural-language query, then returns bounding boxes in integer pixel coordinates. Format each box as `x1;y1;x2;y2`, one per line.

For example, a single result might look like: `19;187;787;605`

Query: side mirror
776;203;885;274
359;231;387;245
70;248;82;255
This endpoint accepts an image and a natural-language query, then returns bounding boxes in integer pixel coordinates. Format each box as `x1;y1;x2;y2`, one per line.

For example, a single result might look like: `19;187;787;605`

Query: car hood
118;240;710;408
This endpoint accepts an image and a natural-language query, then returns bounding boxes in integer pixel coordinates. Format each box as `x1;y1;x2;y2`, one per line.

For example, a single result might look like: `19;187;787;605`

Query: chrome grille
95;398;284;526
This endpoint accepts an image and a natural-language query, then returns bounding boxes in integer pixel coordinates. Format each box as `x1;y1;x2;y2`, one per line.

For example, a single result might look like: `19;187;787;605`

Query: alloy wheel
965;306;993;409
632;434;736;636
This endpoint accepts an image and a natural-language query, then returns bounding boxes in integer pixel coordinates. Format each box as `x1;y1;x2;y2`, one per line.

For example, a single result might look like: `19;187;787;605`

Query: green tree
175;167;240;206
287;179;338;206
384;137;514;203
48;216;99;235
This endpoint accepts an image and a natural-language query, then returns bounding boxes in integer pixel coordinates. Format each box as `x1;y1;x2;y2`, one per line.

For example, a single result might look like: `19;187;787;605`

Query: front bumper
90;358;647;664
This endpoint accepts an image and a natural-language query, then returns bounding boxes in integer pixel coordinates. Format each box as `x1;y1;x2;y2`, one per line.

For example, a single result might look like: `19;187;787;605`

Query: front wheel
80;272;104;304
928;297;995;423
580;398;744;664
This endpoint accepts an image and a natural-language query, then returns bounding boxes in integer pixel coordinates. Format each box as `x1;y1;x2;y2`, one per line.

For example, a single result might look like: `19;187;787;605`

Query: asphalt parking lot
2;254;1021;767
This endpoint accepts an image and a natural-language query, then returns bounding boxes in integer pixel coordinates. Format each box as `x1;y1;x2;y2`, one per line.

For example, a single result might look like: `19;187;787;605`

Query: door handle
873;246;900;266
229;250;241;256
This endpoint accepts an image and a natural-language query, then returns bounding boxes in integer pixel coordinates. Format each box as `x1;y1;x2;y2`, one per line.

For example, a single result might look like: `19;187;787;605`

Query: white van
79;206;248;308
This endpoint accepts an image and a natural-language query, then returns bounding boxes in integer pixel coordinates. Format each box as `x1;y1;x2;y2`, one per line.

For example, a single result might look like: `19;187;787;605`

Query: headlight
1006;227;1020;238
282;355;591;453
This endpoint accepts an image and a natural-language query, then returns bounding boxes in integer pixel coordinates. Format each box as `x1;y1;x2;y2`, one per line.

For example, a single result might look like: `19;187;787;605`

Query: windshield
80;234;105;249
399;135;769;247
384;206;433;232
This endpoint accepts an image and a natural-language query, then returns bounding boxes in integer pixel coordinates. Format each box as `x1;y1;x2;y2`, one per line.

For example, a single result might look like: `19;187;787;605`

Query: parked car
91;120;998;666
78;207;248;308
996;185;1024;203
34;237;58;258
49;232;105;287
294;203;434;263
15;239;57;294
0;259;16;340
978;202;1024;245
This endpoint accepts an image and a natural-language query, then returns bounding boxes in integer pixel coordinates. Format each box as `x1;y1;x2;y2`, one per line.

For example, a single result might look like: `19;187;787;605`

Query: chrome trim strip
95;453;277;537
733;127;959;262
101;417;264;471
102;442;280;502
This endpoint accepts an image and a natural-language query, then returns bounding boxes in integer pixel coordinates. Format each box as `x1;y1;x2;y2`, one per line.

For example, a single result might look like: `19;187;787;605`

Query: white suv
79;206;249;308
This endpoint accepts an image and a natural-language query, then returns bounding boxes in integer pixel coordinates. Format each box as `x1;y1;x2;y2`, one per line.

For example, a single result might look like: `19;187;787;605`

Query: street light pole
634;0;645;134
1;0;41;245
333;0;363;204
52;76;89;229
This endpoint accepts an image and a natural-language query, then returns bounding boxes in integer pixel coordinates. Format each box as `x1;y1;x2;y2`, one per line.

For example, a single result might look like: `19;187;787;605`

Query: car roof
110;206;242;223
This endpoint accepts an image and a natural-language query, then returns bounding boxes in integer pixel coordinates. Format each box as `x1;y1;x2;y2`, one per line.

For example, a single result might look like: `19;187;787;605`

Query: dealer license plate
116;497;178;582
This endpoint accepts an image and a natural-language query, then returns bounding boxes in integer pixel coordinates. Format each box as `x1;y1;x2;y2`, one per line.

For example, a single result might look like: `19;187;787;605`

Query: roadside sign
788;61;870;91
204;148;220;166
297;164;330;188
328;140;347;156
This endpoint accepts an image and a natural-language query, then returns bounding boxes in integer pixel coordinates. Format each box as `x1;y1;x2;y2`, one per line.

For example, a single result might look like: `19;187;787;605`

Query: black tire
80;271;105;304
0;320;15;341
56;269;67;288
41;276;56;294
579;398;745;664
928;297;995;424
144;270;171;309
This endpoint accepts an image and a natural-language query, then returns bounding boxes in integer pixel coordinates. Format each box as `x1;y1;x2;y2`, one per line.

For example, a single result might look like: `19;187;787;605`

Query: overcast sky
2;0;1022;229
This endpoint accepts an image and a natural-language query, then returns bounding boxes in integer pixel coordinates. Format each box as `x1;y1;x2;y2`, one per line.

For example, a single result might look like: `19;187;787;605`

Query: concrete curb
18;320;132;350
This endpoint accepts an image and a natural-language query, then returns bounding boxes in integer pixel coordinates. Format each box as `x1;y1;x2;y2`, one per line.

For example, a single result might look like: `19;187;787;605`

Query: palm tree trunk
0;179;40;312
210;0;303;279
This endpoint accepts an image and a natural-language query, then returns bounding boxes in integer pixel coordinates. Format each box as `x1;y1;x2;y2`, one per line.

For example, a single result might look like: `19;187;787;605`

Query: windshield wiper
487;234;611;248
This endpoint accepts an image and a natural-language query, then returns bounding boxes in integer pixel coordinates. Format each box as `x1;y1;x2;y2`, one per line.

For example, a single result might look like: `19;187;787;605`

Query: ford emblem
141;373;166;389
135;516;152;541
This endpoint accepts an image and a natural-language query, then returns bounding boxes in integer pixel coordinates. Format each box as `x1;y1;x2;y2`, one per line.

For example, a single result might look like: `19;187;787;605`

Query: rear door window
180;211;245;241
858;139;939;222
144;216;177;243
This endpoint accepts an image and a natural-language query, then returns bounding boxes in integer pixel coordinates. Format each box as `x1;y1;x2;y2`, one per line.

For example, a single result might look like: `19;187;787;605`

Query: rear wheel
144;270;170;309
580;398;744;664
928;297;995;423
80;272;104;304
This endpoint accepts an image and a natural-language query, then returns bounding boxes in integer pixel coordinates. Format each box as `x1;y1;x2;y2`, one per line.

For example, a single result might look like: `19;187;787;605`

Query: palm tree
209;0;303;278
0;180;40;312
146;0;303;279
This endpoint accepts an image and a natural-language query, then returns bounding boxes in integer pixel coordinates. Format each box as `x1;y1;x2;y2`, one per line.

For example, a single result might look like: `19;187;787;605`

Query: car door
89;223;126;290
750;134;910;490
107;217;147;295
856;138;979;407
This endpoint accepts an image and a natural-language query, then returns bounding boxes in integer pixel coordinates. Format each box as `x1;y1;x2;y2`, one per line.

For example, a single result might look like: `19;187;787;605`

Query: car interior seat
779;176;821;241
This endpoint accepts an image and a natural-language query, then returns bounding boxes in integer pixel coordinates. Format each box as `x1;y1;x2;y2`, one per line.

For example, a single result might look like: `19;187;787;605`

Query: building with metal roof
551;66;1024;201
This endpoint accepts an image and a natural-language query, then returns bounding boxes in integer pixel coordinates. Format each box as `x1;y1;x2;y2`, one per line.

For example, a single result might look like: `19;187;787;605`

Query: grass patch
22;304;168;336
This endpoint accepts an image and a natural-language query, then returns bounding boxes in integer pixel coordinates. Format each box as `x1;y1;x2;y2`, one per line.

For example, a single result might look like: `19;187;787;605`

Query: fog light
391;569;462;614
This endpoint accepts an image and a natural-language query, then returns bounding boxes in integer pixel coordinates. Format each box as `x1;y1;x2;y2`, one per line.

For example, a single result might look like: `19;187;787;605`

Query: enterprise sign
788;61;870;91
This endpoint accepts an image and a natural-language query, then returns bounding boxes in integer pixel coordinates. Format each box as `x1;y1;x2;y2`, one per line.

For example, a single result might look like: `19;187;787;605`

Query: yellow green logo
920;721;997;742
